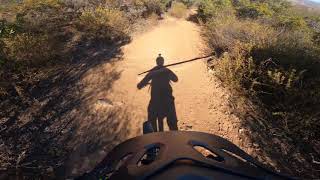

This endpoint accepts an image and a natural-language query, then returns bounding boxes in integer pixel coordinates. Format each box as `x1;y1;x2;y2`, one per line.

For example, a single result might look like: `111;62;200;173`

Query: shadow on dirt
0;41;132;179
137;55;179;132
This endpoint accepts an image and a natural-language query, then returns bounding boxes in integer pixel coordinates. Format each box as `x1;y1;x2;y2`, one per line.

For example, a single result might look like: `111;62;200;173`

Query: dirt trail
64;15;267;177
0;13;310;179
108;18;222;135
105;17;244;145
60;14;314;177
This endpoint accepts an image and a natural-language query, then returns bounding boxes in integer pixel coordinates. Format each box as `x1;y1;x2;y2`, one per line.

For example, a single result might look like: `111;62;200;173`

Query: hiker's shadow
137;55;179;132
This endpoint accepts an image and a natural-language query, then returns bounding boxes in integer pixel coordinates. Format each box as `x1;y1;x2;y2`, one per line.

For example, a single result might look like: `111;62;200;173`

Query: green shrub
232;0;309;31
1;19;19;69
275;14;309;30
255;29;318;68
205;19;275;91
210;43;257;91
198;0;234;21
204;10;320;144
169;2;188;18
131;0;178;18
0;0;75;70
179;0;196;7
18;0;61;10
313;32;320;46
79;7;130;41
3;33;58;68
141;0;166;17
264;0;291;14
15;0;77;35
203;18;276;54
236;2;273;19
202;1;320;145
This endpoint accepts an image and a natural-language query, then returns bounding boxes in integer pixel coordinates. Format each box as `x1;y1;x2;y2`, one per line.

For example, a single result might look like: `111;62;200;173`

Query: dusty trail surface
66;17;259;176
76;16;246;169
107;17;240;137
66;16;315;178
113;17;225;132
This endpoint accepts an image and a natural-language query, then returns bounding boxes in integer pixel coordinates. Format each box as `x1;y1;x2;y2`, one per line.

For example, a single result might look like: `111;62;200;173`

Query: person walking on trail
137;54;179;132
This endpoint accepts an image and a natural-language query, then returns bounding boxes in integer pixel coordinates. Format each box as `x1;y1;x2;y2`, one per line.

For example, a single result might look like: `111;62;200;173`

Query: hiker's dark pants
147;97;178;132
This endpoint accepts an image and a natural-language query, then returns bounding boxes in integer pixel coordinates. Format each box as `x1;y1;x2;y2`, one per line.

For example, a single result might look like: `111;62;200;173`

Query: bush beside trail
169;2;188;18
199;0;320;178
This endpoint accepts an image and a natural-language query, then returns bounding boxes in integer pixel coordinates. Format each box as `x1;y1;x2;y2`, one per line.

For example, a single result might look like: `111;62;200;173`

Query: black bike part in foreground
79;131;295;180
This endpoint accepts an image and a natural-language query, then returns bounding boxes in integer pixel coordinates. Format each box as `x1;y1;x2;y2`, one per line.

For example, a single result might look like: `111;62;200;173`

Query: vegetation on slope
198;0;320;178
169;2;188;18
0;0;180;99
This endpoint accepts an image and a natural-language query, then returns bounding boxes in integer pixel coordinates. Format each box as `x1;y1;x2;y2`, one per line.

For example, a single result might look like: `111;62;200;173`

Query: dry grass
205;17;320;139
203;4;320;177
79;7;130;41
3;33;58;67
203;17;276;53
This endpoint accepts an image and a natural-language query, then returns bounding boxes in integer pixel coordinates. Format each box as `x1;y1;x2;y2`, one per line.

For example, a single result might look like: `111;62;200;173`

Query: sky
309;0;320;3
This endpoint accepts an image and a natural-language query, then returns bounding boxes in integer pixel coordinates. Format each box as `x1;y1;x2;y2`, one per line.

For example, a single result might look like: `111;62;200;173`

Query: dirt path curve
107;16;244;144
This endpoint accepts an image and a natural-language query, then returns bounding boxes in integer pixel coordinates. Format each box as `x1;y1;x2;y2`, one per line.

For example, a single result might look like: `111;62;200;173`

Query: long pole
138;54;214;75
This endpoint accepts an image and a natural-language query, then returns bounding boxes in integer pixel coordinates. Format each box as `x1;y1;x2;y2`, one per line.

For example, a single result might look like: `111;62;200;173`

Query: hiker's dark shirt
138;66;177;100
138;65;179;131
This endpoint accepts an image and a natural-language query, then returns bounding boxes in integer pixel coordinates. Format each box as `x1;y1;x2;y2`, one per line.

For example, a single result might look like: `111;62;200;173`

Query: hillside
290;0;320;15
291;0;320;7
